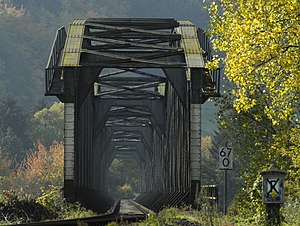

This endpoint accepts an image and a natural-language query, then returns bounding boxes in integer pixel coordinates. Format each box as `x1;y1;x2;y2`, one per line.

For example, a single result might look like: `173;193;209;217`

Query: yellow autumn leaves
208;0;300;125
207;0;300;205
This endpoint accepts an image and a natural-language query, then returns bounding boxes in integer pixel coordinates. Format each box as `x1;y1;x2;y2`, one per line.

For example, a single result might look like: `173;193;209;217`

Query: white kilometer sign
219;147;233;170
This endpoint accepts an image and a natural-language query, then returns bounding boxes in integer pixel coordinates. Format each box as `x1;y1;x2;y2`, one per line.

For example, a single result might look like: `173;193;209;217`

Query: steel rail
9;199;151;226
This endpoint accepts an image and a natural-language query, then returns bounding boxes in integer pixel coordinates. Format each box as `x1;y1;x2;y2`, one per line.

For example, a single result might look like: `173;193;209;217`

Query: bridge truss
45;18;220;212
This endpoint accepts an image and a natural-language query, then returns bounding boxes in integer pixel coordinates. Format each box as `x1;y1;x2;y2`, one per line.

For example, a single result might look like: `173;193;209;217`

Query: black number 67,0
220;147;232;168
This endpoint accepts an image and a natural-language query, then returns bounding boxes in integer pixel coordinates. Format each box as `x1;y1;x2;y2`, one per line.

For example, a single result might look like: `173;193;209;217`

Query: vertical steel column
64;102;75;201
77;91;94;190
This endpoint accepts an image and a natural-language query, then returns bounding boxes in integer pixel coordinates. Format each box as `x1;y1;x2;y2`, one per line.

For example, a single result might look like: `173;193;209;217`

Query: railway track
11;199;153;226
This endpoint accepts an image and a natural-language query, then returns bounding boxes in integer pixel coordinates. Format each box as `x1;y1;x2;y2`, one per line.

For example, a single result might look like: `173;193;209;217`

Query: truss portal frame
45;18;220;211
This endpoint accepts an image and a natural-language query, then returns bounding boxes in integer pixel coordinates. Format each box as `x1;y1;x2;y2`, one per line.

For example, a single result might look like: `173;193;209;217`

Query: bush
282;198;300;226
2;142;63;199
139;206;232;226
56;201;96;219
0;141;96;224
0;190;57;224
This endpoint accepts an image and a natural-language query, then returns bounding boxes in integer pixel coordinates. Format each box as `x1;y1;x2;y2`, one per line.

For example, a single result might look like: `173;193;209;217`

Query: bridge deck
119;199;153;216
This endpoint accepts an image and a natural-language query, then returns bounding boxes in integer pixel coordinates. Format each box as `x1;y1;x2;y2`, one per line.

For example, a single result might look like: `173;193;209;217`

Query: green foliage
1;142;63;199
0;2;46;106
31;98;48;114
30;102;64;147
0;189;96;224
137;201;300;226
201;131;243;211
140;207;199;226
107;222;119;226
0;95;30;160
0;150;11;177
0;99;63;162
57;202;96;220
207;0;300;222
227;175;266;225
108;158;141;199
139;206;232;226
0;127;23;160
0;140;96;224
0;190;57;224
208;0;299;120
213;87;296;223
36;185;62;212
282;198;300;226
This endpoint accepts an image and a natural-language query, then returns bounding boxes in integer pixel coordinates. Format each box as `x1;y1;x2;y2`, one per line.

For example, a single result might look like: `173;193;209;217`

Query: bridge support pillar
64;102;75;201
190;104;201;208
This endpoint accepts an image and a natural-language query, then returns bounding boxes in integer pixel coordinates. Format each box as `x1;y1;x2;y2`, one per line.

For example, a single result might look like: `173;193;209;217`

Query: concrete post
64;102;75;201
190;103;201;207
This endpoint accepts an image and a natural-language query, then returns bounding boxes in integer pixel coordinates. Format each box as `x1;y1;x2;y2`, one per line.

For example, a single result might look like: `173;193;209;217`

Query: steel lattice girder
94;67;166;100
44;18;217;210
93;99;165;140
60;19;185;68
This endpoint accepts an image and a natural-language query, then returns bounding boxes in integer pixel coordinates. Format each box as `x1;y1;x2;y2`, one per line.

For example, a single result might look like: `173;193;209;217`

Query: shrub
282;198;300;226
0;190;57;224
140;206;232;226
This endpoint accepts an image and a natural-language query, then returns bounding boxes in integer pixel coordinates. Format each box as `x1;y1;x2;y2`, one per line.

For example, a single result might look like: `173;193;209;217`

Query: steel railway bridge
45;18;220;212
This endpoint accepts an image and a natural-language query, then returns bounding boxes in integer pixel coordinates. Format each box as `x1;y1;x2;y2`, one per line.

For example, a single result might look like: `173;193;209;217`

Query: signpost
219;145;233;214
219;146;233;170
261;168;286;225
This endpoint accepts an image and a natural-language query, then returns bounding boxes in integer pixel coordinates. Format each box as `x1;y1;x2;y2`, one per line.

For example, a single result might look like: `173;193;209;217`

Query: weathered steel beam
85;22;179;37
45;18;215;211
98;77;165;82
86;18;179;29
100;127;153;155
81;49;185;67
96;81;164;99
83;35;182;51
93;99;165;140
85;31;181;41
